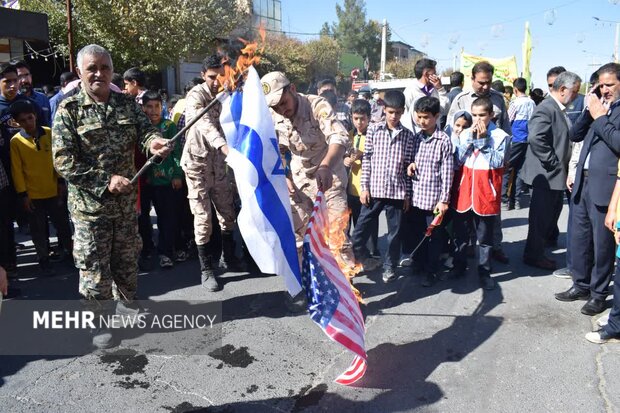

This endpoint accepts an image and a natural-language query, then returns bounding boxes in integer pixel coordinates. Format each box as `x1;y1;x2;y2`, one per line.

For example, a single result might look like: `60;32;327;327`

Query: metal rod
130;71;246;185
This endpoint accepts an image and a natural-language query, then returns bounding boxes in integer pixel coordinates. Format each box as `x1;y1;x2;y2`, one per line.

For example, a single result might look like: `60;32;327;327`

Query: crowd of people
0;45;619;348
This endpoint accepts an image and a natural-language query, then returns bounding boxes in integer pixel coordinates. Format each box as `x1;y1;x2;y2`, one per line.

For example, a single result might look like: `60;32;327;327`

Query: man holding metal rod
52;44;171;348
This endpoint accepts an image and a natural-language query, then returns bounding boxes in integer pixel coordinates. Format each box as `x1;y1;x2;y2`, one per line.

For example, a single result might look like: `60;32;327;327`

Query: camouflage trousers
73;214;141;301
290;170;355;268
184;161;236;246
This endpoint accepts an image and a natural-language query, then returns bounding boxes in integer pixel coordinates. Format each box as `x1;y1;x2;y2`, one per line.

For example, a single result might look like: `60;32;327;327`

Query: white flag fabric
220;67;302;296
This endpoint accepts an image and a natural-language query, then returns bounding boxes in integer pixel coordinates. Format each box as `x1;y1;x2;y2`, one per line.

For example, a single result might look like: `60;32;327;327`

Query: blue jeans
352;198;403;269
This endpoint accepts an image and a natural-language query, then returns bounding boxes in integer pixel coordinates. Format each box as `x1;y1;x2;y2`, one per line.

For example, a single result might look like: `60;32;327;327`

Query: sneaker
362;257;381;272
174;250;188;262
585;330;620;344
382;267;397;283
597;313;610;327
159;255;174;268
398;256;412;267
553;267;572;279
501;202;514;211
515;201;523;210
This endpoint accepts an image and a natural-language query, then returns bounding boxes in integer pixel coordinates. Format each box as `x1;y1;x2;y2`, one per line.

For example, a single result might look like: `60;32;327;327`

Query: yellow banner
460;51;519;90
522;21;532;91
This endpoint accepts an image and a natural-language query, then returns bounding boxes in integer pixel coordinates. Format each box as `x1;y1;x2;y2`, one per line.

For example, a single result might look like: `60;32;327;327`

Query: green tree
260;34;341;91
322;0;390;71
21;0;249;71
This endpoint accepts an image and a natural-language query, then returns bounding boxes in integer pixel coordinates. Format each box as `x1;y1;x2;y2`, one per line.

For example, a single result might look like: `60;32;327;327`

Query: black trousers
453;210;495;276
501;141;528;204
28;196;73;264
569;177;615;300
352;198;403;269
411;207;445;274
523;186;564;261
348;194;378;252
138;181;155;257
0;187;16;268
151;185;182;258
604;260;620;336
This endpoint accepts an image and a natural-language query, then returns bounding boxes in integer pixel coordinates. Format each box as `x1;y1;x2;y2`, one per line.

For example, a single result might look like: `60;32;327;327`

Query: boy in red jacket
451;97;508;290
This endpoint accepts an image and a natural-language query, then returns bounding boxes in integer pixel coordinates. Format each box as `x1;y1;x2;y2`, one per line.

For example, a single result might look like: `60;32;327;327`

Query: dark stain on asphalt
292;383;328;412
246;384;258;394
115;377;150;389
99;349;149;375
215;363;224;369
208;344;255;368
161;401;212;412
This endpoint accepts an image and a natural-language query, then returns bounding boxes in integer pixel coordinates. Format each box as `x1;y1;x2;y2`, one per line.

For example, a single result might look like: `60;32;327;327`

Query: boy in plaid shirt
351;90;415;283
406;96;454;286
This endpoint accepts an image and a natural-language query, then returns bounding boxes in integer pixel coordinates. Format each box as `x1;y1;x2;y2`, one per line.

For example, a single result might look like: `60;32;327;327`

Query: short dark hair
491;80;505;93
185;77;204;94
529;88;545;105
317;78;336;90
201;54;223;72
450;71;464;87
111;73;124;90
546;66;566;79
13;60;31;72
59;71;78;86
382;90;405;109
347;90;358;98
589;71;599;85
0;63;17;79
504;85;513;95
319;89;338;108
9;99;37;118
414;96;440;115
472;61;494;77
471;96;493;114
597;62;620;81
141;90;163;106
414;58;437;79
351;99;371;117
123;67;146;87
513;77;527;93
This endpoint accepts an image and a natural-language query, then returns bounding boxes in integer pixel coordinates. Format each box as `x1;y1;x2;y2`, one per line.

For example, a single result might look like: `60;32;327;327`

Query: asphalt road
0;202;618;413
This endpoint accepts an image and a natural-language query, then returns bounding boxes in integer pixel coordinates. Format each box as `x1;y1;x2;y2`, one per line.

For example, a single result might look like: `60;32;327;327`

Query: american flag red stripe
302;192;367;385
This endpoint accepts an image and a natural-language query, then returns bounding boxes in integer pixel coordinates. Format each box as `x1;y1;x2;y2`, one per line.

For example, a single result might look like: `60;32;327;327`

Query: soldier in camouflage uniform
181;54;242;292
260;71;356;277
52;44;170;348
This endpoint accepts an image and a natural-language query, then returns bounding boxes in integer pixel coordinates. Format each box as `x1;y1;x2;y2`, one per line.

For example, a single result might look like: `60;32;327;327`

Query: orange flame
324;209;364;302
218;26;266;91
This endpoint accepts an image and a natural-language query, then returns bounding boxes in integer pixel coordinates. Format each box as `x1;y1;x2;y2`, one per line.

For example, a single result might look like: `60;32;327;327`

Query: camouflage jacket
52;88;160;219
272;94;349;185
180;83;227;175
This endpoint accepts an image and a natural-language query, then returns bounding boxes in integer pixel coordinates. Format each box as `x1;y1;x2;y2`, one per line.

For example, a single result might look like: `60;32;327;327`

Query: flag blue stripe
229;91;243;149
238;124;302;283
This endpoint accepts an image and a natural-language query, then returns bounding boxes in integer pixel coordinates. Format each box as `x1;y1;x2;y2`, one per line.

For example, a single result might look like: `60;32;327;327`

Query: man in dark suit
522;71;581;270
556;63;620;316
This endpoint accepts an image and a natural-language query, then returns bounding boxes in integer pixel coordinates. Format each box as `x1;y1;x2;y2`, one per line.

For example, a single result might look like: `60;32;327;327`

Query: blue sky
281;0;620;89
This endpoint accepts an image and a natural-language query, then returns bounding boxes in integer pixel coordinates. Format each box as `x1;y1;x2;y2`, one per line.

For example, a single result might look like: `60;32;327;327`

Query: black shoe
220;257;246;273
421;273;436;287
491;250;509;264
138;255;153;271
202;274;221;292
448;267;466;279
555;286;590;302
479;274;496;290
581;298;606;316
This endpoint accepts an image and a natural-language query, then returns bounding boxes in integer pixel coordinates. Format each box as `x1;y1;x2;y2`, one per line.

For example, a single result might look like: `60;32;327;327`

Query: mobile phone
590;84;602;98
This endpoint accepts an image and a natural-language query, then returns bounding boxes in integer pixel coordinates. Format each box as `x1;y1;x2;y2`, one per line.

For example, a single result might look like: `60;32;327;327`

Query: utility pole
615;22;619;63
66;0;75;72
380;19;387;80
